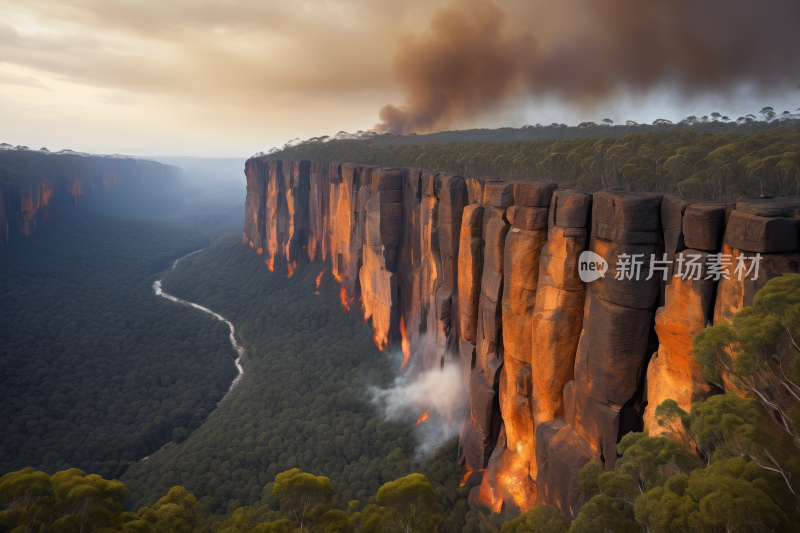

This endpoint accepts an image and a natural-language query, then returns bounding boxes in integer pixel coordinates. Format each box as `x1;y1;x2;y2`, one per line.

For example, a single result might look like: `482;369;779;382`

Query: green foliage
350;504;393;533
376;474;438;533
267;125;800;198
313;510;352;533
0;149;178;190
273;469;332;531
569;494;637;533
566;428;800;532
0;205;236;478
120;234;421;514
635;457;800;533
499;506;567;533
417;440;469;533
0;467;130;532
149;486;202;533
691;274;800;450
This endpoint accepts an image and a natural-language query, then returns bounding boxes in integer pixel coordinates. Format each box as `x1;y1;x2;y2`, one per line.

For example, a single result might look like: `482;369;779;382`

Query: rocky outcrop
243;157;800;517
1;150;180;245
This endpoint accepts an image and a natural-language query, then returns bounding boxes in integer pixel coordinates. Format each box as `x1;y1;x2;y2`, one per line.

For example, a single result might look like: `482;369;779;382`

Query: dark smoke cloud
376;0;800;134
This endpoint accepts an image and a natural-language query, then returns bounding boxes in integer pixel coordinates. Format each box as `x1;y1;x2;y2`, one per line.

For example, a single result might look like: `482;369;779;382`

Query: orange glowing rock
373;330;386;351
287;261;297;278
256;247;263;254
477;448;537;513
316;269;325;288
416;411;429;424
266;258;274;271
399;316;410;369
340;287;351;312
459;469;472;487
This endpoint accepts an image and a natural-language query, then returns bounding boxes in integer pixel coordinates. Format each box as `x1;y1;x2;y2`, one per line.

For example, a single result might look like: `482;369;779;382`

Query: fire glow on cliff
339;287;352;312
416;411;429;424
476;446;537;514
315;269;325;294
373;331;385;352
399;317;410;369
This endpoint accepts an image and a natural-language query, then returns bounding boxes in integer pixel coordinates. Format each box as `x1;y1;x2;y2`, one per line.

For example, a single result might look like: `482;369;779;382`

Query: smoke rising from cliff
369;356;469;458
376;0;800;134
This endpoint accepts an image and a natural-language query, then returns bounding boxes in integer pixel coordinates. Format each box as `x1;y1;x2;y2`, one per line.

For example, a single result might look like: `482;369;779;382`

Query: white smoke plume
369;351;470;458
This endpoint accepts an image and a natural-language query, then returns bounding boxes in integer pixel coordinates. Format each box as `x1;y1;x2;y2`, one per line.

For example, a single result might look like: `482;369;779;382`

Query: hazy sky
1;0;797;157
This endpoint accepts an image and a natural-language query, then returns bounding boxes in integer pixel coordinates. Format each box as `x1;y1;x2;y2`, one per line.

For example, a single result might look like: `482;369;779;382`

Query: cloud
0;70;51;90
98;92;136;105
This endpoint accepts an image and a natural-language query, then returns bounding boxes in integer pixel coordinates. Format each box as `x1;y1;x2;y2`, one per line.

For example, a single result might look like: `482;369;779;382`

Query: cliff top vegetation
0;147;179;190
263;124;800;200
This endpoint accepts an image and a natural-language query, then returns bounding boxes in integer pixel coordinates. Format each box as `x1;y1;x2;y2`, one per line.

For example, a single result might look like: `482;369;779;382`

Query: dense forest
268;125;800;199
118;234;470;521
4;272;800;533
0;203;238;479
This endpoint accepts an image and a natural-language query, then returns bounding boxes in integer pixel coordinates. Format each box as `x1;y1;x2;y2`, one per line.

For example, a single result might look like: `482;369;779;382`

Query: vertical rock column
328;164;369;298
463;182;512;509
263;160;311;273
360;168;405;350
398;169;424;367
529;188;591;478
715;198;800;325
644;199;723;436
421;175;468;371
713;198;800;392
263;160;285;271
243;158;267;253
285;161;311;267
479;181;558;513
307;161;330;262
458;204;485;387
567;191;662;470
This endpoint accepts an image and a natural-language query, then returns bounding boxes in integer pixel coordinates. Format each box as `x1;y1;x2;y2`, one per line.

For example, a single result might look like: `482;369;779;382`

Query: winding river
153;249;245;403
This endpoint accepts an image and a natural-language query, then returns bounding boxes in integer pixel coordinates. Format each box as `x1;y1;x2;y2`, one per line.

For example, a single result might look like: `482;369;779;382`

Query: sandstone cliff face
1;153;179;245
243;158;800;518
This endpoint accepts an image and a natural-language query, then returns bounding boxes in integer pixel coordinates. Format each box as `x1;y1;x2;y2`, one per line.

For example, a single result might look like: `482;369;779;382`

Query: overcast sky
0;0;797;157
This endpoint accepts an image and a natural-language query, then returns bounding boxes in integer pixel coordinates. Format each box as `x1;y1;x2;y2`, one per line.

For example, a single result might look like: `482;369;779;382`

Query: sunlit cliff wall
0;151;180;244
243;158;800;518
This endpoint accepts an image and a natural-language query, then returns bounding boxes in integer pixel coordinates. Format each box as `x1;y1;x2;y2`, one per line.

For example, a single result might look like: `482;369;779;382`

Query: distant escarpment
0;146;180;244
242;157;800;517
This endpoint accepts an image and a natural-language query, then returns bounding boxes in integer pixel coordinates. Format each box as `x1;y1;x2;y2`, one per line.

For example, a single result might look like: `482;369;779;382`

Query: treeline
3;395;799;533
0;206;238;479
267;125;800;199
0;148;179;190
0;439;464;533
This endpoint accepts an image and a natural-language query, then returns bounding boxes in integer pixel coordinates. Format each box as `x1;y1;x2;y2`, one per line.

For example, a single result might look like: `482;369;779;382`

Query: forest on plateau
268;125;800;200
0;205;238;480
